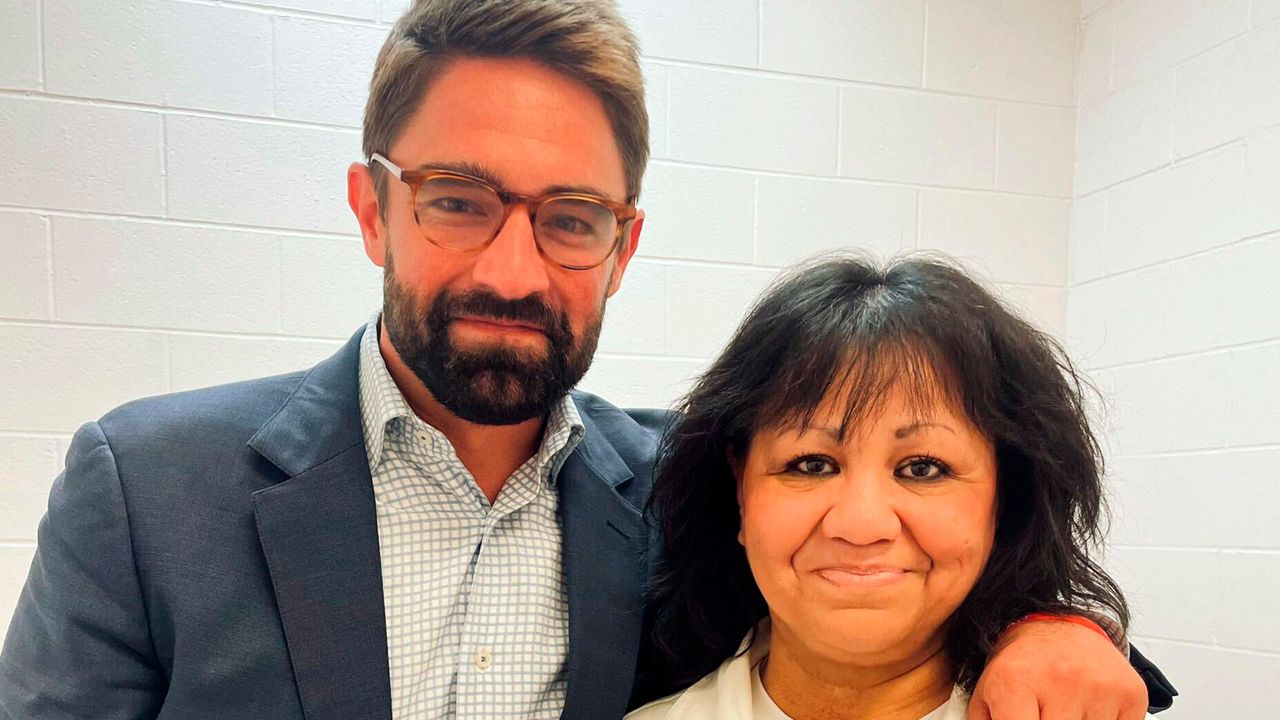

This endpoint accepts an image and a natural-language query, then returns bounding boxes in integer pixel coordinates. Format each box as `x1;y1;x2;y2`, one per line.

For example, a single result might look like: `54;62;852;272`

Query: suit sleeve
0;421;165;719
1130;642;1178;714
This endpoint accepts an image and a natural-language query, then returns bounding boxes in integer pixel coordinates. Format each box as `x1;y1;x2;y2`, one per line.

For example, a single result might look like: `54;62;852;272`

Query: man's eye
431;197;482;214
544;214;594;235
784;455;838;476
894;457;949;481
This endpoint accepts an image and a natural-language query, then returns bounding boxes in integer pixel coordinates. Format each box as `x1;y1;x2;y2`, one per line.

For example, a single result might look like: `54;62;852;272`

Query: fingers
966;695;993;720
1076;699;1118;720
1116;696;1149;720
1040;706;1084;720
977;689;1040;720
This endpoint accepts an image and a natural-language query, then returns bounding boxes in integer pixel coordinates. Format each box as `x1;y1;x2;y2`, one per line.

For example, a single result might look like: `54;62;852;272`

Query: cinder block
52;217;283;333
598;260;666;356
578;355;706;410
1174;36;1247;158
1228;342;1280;447
667;67;839;175
1256;0;1280;24
0;97;164;216
1216;552;1280;651
760;0;924;87
1075;73;1174;195
0;436;59;542
638;163;754;264
643;63;669;160
1108;449;1280;549
166;115;362;234
1130;639;1280;719
0;546;37;634
169;334;342;393
1076;8;1116;106
996;104;1076;198
1068;192;1108;284
918;191;1068;286
1104;351;1234;455
43;0;272;114
1177;36;1249;156
1159;236;1280;358
1245;20;1280;138
274;16;387;127
995;283;1066;338
1104;143;1244;272
1066;264;1167;369
0;0;39;90
0;325;168;433
380;0;411;24
617;0;757;67
926;0;1076;105
755;176;916;267
1081;0;1118;17
1244;125;1280;238
840;88;995;189
279;236;382;338
265;0;378;20
1111;0;1250;92
0;213;51;320
1107;547;1220;643
665;264;778;358
1173;21;1280;159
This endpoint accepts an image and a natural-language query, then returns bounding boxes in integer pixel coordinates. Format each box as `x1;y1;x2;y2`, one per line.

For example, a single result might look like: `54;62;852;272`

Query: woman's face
736;379;998;667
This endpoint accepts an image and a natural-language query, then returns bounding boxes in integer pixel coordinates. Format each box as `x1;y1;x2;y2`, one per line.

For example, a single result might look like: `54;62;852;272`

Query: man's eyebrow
416;160;505;187
894;422;956;439
414;160;619;200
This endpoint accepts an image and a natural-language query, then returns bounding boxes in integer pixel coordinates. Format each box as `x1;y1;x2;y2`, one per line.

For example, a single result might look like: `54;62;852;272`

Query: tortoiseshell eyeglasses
370;153;638;271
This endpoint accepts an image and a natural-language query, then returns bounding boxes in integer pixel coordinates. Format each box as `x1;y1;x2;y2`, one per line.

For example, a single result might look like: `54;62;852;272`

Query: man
0;1;1172;718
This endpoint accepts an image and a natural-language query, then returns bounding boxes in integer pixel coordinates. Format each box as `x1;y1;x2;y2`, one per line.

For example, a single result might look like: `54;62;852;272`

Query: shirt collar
357;313;585;482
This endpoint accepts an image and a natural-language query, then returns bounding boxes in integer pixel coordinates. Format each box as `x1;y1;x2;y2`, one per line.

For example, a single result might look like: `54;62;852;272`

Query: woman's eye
895;458;949;481
785;455;838;476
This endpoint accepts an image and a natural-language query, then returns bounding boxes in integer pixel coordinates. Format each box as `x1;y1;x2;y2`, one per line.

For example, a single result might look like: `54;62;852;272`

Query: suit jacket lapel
559;407;649;720
248;329;391;720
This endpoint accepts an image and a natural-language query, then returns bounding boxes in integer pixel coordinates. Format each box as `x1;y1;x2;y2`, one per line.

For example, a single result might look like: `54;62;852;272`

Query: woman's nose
820;473;903;546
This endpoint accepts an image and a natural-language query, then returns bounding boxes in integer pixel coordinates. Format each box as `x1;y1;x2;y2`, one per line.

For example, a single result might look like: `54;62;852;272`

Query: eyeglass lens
415;175;619;267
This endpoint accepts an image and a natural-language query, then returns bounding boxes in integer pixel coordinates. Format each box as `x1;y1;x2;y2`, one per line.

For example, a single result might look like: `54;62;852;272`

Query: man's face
353;57;642;424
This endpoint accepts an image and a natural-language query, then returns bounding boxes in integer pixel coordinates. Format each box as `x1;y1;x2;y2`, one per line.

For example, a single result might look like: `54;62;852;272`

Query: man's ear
606;209;643;297
348;161;387;268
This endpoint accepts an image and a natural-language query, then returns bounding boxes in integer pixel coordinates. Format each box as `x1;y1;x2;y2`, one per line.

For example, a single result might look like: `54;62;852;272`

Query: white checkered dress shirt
358;316;584;719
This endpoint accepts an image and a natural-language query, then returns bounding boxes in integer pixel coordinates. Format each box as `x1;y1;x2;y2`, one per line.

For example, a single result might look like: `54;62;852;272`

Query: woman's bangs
755;335;967;441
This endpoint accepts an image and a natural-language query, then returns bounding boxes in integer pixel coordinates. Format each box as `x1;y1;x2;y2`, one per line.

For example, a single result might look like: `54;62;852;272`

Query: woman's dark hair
647;254;1128;692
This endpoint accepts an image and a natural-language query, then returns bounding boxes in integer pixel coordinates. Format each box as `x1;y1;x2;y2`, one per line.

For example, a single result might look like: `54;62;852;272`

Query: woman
629;256;1143;719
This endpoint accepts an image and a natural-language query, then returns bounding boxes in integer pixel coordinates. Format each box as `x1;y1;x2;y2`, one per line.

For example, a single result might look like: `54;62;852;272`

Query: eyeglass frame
369;152;638;271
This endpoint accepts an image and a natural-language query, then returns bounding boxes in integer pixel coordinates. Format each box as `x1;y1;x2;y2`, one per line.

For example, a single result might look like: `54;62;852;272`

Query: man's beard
381;256;603;425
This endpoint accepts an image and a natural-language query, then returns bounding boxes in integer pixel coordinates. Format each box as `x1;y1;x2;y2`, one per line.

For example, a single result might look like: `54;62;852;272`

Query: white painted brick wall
1;0;1083;664
1070;1;1280;711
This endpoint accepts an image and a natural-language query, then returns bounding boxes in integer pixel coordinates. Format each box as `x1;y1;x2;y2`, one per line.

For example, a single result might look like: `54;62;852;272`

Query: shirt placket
454;468;542;718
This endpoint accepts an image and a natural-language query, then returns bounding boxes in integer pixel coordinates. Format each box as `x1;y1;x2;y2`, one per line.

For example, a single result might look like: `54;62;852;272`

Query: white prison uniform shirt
357;315;583;719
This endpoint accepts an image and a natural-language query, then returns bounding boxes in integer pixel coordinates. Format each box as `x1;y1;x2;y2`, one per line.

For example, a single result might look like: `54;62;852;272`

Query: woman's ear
727;445;747;546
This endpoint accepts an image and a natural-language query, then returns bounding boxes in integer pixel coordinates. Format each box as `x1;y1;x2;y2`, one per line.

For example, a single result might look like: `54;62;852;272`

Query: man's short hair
363;0;649;212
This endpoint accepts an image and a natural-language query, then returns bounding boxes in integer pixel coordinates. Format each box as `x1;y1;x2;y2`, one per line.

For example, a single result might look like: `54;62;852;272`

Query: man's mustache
434;290;563;336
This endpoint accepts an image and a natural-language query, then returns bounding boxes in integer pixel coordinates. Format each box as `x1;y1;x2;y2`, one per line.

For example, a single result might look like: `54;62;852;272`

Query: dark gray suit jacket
0;328;667;719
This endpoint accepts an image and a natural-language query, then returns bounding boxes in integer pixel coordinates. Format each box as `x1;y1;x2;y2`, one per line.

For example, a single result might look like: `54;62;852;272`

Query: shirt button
473;648;493;672
416;430;430;443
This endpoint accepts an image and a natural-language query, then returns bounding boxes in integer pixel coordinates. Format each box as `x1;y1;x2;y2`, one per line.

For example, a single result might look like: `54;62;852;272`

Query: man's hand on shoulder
967;619;1148;720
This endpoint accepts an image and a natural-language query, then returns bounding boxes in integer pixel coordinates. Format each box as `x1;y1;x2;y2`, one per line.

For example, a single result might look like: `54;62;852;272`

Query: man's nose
820;473;902;546
471;206;552;300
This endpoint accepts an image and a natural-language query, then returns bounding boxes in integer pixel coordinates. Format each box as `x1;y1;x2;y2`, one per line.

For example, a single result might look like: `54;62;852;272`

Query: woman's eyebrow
894;421;956;439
